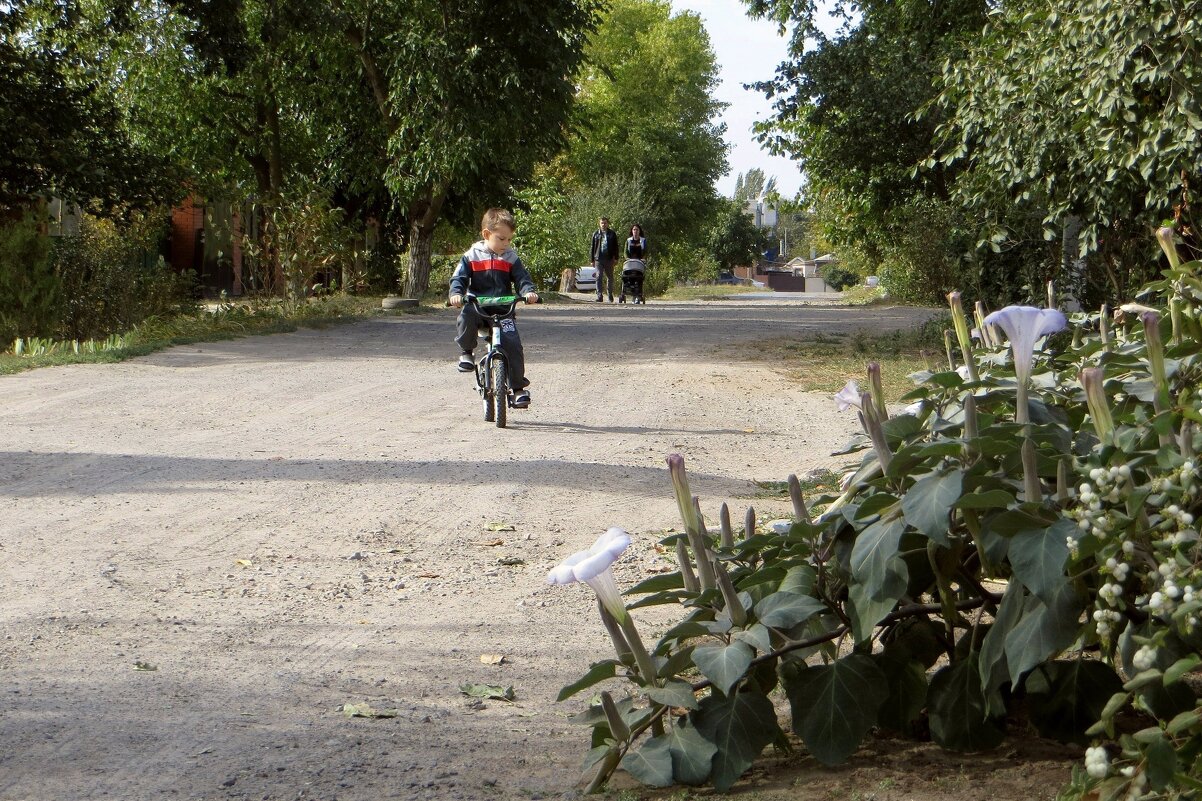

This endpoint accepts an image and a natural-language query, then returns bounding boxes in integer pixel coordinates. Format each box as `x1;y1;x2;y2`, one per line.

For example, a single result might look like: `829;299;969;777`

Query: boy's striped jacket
449;241;536;298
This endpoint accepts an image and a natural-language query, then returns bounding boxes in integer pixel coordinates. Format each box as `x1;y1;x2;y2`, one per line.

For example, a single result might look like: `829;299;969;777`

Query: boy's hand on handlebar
449;294;464;307
524;292;540;304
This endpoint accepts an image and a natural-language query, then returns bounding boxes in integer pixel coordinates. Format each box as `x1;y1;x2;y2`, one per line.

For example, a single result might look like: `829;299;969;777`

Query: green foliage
935;0;1202;278
51;210;195;341
555;231;1202;796
514;175;588;290
704;199;767;272
822;264;858;292
0;2;179;213
565;0;728;240
658;242;718;285
873;197;974;305
240;189;360;303
0;216;58;343
744;0;987;264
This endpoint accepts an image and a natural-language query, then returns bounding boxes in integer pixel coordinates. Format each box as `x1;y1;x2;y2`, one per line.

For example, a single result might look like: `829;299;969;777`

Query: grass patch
0;294;429;375
659;284;761;301
729;314;950;403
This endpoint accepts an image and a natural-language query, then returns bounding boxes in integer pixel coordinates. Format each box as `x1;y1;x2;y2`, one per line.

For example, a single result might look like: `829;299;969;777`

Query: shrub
0;215;59;343
822;263;858;291
51;209;195;341
550;227;1202;798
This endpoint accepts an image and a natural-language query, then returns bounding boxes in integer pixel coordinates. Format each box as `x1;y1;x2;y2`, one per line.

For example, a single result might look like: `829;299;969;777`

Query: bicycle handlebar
446;294;541;311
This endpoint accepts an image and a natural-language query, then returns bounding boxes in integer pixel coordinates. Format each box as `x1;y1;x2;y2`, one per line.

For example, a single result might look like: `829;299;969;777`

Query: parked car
716;271;739;285
575;265;598;293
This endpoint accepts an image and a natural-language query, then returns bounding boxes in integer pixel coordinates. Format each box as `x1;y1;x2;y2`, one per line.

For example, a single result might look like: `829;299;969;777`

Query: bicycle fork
475;322;508;400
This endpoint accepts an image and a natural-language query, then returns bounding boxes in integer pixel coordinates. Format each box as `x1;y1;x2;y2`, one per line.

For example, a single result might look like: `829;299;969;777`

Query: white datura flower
547;527;632;621
834;379;861;411
982;305;1068;386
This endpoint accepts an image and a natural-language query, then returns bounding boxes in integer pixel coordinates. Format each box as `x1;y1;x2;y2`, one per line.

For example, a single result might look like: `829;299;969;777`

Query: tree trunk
1060;214;1084;312
402;186;448;298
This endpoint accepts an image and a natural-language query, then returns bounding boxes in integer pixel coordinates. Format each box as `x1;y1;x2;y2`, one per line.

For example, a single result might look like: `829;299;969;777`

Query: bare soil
0;297;1075;801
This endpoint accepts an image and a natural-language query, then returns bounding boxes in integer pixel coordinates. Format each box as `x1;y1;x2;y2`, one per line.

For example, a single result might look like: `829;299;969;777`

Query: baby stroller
618;259;646;304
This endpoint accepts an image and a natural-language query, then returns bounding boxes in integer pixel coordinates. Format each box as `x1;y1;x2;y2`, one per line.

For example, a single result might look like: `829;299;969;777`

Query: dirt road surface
1;298;936;801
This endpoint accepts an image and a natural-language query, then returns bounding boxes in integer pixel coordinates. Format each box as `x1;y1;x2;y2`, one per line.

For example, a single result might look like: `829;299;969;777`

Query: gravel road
0;297;934;801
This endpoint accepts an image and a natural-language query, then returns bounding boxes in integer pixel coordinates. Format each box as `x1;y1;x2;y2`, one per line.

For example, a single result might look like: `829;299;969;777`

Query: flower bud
947;292;978;381
1140;311;1169;412
787;473;811;524
712;560;747;627
674;538;699;592
599;691;630;743
1157;226;1181;270
1080;368;1114;440
867;361;887;421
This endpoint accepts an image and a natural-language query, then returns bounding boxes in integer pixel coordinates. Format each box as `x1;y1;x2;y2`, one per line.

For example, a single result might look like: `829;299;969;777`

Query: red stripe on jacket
469;258;512;273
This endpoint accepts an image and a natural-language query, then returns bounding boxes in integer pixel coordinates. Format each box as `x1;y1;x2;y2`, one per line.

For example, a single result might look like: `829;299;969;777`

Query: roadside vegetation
0;297;418;376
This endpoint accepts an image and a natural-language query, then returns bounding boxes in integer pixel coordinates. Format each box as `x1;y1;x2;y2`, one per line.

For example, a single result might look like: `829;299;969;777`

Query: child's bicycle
459;294;536;428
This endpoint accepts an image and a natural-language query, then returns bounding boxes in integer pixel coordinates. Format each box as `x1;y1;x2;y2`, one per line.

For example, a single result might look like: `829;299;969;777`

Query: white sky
672;0;842;199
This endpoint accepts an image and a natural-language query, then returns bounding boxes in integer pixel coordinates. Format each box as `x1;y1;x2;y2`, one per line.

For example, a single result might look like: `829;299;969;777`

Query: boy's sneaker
457;353;474;372
513;390;531;408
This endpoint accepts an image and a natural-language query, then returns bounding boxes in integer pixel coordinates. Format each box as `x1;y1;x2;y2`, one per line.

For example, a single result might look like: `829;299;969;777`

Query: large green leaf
783;654;888;765
953;488;1016;510
872;652;928;732
848;580;899;644
928;653;1006;752
1004;583;1084;684
1025;660;1123;745
754;591;826;629
692;689;781;792
665;722;718;785
978;580;1024;716
779;563;817;595
850;512;908;601
556;660;619;702
625;572;686;595
693;642;754;698
646;680;700;710
1008;519;1074;605
901;468;962;546
620;736;673;787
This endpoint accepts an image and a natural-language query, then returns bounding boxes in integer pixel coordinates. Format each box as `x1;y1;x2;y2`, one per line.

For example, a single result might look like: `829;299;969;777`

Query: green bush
53;210;195;341
0;215;59;343
823;263;859;291
659;241;719;285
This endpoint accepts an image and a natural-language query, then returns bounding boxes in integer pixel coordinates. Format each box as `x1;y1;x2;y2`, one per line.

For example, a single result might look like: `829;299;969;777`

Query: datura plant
550;228;1202;798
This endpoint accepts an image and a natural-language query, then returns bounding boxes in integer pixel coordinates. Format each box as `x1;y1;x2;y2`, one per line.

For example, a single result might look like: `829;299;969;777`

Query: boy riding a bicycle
448;208;539;408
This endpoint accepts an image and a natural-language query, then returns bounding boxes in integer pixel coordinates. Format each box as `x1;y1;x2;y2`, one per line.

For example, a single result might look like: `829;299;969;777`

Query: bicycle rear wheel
490;359;508;428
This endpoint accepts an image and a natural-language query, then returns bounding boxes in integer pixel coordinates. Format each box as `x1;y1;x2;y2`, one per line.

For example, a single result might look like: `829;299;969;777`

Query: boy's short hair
482;208;515;232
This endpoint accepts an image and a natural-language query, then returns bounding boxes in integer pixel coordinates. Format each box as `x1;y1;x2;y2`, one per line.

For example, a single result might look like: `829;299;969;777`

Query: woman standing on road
625;224;647;261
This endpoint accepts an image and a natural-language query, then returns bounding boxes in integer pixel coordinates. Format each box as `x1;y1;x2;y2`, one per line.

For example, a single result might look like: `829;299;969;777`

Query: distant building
743;198;777;230
741;253;839;292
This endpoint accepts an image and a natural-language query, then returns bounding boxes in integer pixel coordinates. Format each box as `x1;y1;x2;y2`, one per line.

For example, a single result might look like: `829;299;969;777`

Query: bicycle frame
467;295;520;396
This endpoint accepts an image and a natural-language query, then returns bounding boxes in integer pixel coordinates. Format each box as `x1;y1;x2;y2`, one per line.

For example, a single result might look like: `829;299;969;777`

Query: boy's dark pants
596;259;616;300
456;306;528;389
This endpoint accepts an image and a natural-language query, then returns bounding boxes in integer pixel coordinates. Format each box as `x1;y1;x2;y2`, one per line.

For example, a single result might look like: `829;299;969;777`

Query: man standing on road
589;217;619;303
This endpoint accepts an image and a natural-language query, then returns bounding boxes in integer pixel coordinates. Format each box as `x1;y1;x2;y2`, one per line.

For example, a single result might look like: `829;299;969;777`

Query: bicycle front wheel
490;359;508;428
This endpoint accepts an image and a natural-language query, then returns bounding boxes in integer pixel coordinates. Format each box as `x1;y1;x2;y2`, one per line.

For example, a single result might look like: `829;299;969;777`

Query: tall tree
564;0;728;242
742;0;987;254
334;0;602;296
0;1;177;214
705;198;768;271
